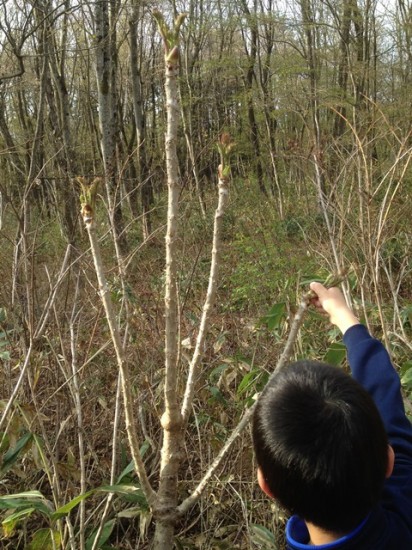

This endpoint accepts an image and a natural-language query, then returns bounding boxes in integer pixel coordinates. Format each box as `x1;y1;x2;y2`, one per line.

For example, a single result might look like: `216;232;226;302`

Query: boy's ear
386;445;395;479
257;468;275;498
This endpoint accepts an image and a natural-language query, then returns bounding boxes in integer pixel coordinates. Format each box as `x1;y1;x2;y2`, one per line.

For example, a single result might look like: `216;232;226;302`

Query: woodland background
0;0;412;548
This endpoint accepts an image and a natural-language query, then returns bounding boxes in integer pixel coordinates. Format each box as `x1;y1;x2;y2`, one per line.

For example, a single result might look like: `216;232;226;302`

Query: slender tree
94;0;127;255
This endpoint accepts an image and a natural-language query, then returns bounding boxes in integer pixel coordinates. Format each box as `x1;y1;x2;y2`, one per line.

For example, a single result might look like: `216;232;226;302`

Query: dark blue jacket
286;324;412;549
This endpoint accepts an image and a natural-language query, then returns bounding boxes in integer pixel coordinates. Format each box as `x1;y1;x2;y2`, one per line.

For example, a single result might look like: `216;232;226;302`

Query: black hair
252;360;389;533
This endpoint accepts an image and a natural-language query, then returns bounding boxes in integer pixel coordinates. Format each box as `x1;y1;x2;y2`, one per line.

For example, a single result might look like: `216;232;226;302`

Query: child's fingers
309;296;326;313
309;281;328;300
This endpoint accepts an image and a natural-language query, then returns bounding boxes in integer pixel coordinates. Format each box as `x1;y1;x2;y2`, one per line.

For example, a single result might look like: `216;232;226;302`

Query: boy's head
252;360;391;533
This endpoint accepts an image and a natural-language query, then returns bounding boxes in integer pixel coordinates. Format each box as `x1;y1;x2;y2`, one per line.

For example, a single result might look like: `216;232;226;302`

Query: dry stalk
0;245;72;433
69;278;86;550
179;83;207;219
90;371;122;550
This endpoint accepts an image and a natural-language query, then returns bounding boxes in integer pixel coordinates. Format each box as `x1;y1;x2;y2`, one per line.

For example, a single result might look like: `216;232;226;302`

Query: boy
253;282;412;548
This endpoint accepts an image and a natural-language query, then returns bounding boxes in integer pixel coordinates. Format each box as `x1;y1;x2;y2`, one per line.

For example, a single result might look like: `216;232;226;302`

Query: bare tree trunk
299;0;328;207
129;0;153;238
256;0;283;214
333;0;351;138
46;0;78;244
239;0;267;196
95;0;127;255
180;2;207;217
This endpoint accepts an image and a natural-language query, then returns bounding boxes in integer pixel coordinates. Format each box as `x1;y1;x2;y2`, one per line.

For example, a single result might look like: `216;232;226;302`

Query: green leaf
0;328;10;360
209;363;230;384
117;506;144;518
0;498;51;517
0;308;6;323
97;484;148;508
97;484;141;495
116;444;150;484
299;274;325;286
208;386;227;405
0;432;9;453
401;364;412;388
323;342;346;366
0;432;33;476
2;507;36;537
250;524;277;548
139;440;150;459
400;305;412;328
85;519;115;550
237;368;265;395
260;303;286;330
26;528;61;550
50;491;94;521
116;461;135;484
49;484;148;523
0;491;52;519
0;490;46;503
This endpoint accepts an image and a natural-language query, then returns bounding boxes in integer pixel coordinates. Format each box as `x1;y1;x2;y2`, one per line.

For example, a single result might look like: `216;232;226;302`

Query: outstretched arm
311;282;412;529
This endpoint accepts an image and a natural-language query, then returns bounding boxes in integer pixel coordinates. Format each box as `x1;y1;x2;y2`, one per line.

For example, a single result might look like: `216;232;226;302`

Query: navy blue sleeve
343;324;412;449
343;324;412;528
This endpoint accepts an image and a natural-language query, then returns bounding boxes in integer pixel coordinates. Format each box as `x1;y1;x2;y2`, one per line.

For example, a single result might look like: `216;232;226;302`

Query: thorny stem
181;174;229;424
152;12;188;549
152;22;183;550
162;50;182;447
84;218;156;507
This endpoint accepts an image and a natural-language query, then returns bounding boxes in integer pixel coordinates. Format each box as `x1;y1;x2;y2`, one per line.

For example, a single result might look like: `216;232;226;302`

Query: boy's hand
309;282;360;334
